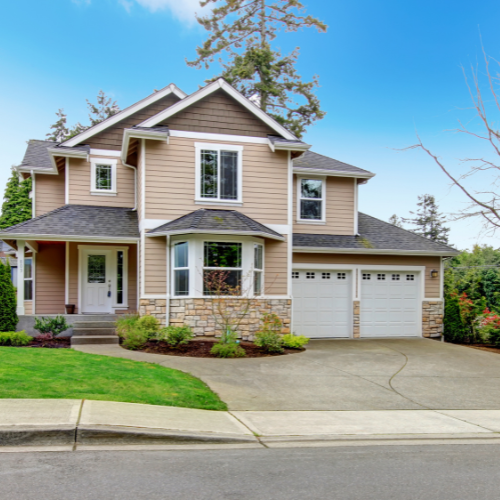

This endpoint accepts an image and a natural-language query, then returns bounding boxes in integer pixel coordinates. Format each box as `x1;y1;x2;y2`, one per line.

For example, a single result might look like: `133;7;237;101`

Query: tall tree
188;0;328;138
0;170;32;229
403;194;451;244
46;90;119;143
388;214;404;228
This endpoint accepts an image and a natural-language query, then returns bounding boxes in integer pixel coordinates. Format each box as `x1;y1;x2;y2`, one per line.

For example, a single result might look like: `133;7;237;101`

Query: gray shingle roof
0;205;139;239
19;140;58;170
50;144;90;154
149;209;284;240
293;213;458;254
268;135;309;149
293;150;374;177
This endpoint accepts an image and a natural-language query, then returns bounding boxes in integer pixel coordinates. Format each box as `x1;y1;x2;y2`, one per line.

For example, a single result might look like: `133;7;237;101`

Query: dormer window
91;158;117;195
298;177;325;222
195;143;243;204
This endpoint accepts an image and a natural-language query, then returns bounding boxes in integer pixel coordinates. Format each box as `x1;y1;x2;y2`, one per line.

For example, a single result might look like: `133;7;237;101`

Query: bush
210;342;246;358
0;330;31;346
476;308;500;347
254;330;284;353
282;334;309;349
115;313;140;338
0;260;17;332
137;315;161;338
160;325;194;348
34;316;72;340
122;327;149;350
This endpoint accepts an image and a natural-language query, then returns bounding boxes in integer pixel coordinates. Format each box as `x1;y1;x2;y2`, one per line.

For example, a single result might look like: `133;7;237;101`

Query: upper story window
195;143;243;204
90;158;117;195
298;177;325;222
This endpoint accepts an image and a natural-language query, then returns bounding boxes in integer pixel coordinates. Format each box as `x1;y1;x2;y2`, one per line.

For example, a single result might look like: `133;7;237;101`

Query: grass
0;347;227;410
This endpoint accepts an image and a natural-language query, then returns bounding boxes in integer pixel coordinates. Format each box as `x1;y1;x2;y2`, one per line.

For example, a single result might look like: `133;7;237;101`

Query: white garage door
360;271;420;337
292;270;352;338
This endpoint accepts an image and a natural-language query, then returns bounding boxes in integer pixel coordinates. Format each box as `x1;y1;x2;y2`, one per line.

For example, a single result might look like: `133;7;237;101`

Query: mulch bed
27;337;71;349
136;339;304;358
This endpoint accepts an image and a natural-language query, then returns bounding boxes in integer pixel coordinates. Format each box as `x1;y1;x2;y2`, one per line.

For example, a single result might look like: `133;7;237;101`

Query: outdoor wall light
430;269;439;278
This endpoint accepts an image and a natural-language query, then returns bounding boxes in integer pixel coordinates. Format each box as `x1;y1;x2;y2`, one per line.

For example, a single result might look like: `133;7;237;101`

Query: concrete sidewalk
3;399;500;449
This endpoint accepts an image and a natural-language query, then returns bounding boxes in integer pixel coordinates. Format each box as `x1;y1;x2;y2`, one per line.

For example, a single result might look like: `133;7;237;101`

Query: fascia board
293;167;376;179
121;128;169;163
17;167;58;175
60;84;185;148
292;246;459;256
139;78;298;141
0;234;139;243
48;148;88;159
146;229;285;242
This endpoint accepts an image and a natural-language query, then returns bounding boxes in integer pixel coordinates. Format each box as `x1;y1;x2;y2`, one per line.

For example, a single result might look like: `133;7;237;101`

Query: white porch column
16;240;25;315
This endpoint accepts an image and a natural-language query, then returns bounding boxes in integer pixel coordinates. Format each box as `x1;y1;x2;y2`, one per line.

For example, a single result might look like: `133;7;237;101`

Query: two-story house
0;79;458;341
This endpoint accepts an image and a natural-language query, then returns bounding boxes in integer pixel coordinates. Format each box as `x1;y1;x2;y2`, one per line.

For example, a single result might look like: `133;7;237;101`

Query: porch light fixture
430;269;439;278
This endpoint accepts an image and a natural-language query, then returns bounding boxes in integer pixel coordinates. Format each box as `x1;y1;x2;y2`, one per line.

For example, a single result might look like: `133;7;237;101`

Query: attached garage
292;269;352;338
360;271;421;337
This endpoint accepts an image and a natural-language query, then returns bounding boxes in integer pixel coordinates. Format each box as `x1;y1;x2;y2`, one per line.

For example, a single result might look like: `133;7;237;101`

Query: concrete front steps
70;315;119;346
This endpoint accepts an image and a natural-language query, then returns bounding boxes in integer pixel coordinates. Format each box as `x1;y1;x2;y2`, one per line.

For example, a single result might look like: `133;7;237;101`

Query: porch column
16;240;25;315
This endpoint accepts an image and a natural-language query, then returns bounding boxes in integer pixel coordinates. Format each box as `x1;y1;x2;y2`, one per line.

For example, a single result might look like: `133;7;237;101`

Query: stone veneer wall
353;300;360;338
139;299;167;325
422;301;444;338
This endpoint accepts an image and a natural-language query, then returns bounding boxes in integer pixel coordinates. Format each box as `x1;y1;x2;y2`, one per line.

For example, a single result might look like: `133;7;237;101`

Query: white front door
292;270;352;338
360;271;420;337
82;250;113;313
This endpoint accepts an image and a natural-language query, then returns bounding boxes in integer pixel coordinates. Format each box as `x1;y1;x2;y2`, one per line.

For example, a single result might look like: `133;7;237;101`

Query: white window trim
296;175;326;223
90;158;118;195
195;143;243;204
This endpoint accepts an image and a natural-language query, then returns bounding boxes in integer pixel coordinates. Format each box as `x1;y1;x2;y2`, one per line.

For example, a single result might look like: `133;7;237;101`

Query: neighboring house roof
293;213;459;255
293;151;375;178
19;140;58;170
1;257;17;267
0;205;139;240
149;209;285;241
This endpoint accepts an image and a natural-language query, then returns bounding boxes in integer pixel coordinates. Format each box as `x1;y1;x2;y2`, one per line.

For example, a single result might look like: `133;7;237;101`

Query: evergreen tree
403;194;451;244
0;170;32;229
188;0;328;138
46;109;69;142
87;90;120;126
0;260;18;332
388;214;404;228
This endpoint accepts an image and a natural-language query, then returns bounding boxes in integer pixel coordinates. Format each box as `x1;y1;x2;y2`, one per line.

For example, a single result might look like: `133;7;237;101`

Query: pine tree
403;194;451;244
0;260;18;332
46;109;69;142
0;170;32;229
388;214;404;228
87;90;120;126
188;0;328;138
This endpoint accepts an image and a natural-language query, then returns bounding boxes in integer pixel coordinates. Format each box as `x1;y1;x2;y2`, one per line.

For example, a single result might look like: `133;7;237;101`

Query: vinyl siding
293;175;356;235
265;238;288;295
293;253;441;298
162;89;276;137
68;156;135;208
35;243;66;314
144;236;167;295
144;137;288;225
35;170;65;217
84;94;181;150
24;301;33;314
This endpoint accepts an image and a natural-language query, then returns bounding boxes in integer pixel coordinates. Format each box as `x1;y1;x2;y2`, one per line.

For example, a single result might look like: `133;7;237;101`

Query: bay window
298;177;325;221
254;244;263;295
173;242;189;296
203;242;242;295
196;143;243;203
24;258;33;301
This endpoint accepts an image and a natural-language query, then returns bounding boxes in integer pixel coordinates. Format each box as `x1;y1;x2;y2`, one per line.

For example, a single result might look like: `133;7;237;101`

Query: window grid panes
173;242;189;296
95;164;112;191
322;272;331;279
337;272;346;280
306;272;315;279
406;274;415;281
24;258;33;301
88;255;106;283
117;251;124;304
300;179;323;221
200;149;238;201
362;273;371;280
203;242;243;295
392;274;400;281
292;271;299;279
377;273;386;281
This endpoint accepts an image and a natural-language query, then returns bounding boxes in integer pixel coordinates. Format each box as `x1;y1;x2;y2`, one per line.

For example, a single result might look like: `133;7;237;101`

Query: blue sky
1;0;499;250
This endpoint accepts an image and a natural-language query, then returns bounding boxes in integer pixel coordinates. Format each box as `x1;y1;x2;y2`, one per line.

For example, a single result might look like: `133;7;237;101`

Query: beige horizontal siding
24;301;32;315
35;171;65;217
144;236;167;295
265;238;288;295
35;243;66;314
293;253;442;298
68;156;135;208
84;94;181;150
162;89;276;137
144;137;288;225
293;175;356;235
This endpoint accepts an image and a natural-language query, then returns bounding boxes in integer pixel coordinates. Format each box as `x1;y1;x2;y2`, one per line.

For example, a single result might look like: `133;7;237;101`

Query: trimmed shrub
116;313;140;338
210;342;246;358
122;327;149;350
0;330;31;346
137;315;161;338
0;260;17;332
282;334;309;349
254;330;284;353
160;325;194;348
34;316;71;340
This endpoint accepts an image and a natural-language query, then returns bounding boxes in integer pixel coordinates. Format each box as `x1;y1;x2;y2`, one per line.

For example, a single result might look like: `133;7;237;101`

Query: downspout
166;234;170;327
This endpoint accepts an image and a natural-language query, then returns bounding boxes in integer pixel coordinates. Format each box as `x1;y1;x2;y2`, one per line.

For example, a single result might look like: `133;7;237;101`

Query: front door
82;250;113;313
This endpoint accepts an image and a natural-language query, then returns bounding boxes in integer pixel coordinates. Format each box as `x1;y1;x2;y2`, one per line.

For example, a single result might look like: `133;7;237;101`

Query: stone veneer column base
169;298;291;341
353;300;360;338
422;301;444;338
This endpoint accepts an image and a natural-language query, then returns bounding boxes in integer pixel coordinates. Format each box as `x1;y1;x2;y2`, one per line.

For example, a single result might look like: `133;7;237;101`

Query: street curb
0;426;76;446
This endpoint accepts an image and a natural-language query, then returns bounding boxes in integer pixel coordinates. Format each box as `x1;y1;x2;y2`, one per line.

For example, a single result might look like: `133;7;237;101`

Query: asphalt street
1;444;500;499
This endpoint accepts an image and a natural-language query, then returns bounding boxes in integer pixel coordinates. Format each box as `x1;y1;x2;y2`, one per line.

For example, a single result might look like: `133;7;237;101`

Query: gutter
146;229;285;242
292;246;459;257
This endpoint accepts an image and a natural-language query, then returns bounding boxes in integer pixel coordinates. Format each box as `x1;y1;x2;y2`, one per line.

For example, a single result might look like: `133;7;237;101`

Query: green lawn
0;347;227;410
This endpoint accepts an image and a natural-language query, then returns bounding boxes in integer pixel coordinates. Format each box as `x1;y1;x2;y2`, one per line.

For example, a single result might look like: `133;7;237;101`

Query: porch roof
148;209;285;241
0;205;139;241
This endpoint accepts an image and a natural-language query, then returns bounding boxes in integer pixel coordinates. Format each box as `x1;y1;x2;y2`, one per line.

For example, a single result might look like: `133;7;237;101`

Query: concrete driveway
78;339;500;411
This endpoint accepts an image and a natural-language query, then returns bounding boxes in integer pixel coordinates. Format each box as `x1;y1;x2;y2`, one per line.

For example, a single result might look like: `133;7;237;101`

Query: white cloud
128;0;211;24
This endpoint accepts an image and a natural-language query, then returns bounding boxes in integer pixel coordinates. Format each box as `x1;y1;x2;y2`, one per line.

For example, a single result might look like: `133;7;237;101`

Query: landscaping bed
27;337;71;348
460;343;500;355
134;339;304;358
